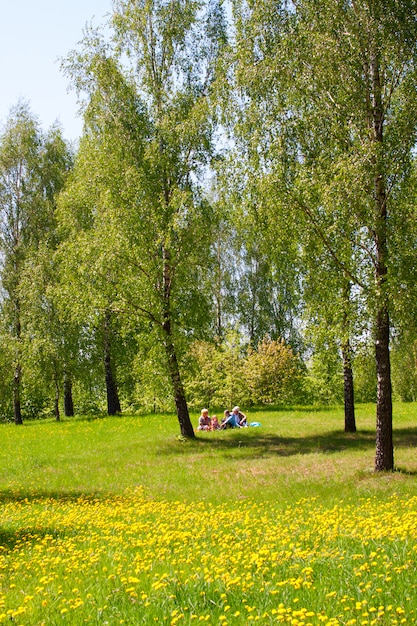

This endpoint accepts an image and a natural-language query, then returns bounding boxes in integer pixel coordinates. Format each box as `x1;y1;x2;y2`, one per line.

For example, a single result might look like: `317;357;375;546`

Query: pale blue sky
0;0;113;142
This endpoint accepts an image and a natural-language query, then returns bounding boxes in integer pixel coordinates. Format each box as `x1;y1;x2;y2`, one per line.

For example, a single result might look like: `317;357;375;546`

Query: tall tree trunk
373;172;393;469
369;48;393;471
163;328;195;438
53;362;61;421
215;292;222;340
342;339;356;433
54;381;60;421
103;310;121;416
162;244;195;438
341;280;356;433
214;242;223;340
13;362;23;425
374;304;393;470
64;372;74;417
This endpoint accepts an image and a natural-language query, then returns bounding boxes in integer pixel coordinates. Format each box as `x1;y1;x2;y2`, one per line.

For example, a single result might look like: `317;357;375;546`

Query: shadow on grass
168;426;417;459
0;525;73;552
0;488;105;505
0;488;115;551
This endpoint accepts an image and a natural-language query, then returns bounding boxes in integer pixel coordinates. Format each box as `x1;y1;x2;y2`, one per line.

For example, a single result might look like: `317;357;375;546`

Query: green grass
1;403;417;624
1;403;417;504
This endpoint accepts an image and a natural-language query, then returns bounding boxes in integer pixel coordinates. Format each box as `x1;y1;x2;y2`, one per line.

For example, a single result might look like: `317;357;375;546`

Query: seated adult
221;407;245;429
197;408;211;431
233;406;247;427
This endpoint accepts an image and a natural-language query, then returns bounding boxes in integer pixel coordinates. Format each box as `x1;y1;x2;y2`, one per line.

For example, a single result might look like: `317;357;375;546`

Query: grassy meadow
1;403;417;624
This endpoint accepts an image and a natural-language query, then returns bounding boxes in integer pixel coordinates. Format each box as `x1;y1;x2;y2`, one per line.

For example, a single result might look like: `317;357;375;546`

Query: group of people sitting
197;406;247;431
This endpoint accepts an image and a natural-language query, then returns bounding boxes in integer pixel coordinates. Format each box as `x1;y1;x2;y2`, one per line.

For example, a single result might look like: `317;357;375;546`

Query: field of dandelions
1;406;417;625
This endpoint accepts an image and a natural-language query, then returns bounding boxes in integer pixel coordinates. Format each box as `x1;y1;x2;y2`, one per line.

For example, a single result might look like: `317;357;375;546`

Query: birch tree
0;103;72;423
233;0;417;470
61;0;226;436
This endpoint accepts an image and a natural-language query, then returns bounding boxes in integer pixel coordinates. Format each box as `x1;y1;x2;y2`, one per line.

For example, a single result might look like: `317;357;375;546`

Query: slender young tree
19;125;74;422
0;103;72;423
0;104;38;423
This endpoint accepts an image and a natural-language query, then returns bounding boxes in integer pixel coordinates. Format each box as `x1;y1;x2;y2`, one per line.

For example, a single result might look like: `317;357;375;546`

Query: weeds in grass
1;404;417;624
0;490;416;624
